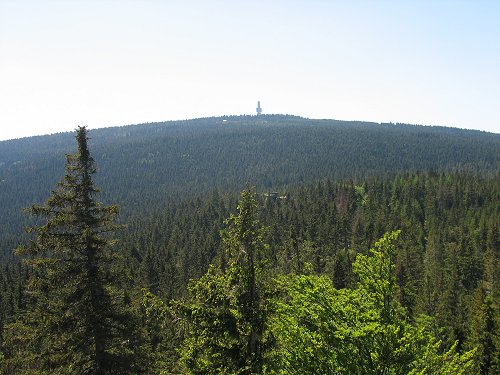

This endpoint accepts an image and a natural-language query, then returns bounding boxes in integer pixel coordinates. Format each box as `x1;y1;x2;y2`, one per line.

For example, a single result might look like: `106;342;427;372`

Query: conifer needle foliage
2;127;146;374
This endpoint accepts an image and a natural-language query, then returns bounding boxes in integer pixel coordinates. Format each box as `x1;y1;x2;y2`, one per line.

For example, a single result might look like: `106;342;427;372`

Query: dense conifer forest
1;116;498;259
0;118;499;373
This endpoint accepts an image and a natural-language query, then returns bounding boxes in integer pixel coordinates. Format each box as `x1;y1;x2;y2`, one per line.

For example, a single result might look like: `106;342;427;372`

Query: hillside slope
0;115;499;258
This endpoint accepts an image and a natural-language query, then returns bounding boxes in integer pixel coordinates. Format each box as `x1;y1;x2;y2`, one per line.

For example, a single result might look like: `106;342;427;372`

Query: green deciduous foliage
268;231;476;374
121;173;499;373
1;127;147;374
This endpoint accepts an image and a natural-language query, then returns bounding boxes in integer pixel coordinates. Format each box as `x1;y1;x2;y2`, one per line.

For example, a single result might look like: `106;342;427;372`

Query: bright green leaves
269;274;348;374
145;191;481;374
352;230;406;338
268;230;476;374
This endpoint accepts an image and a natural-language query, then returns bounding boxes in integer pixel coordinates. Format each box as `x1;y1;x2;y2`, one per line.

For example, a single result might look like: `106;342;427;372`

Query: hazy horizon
1;113;499;143
1;0;499;141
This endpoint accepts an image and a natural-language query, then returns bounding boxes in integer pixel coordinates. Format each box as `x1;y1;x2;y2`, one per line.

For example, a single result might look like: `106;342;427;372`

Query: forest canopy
0;120;499;373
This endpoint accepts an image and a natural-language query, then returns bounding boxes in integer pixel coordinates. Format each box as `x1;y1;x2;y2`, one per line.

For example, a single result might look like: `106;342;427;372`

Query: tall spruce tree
2;127;146;374
177;186;270;374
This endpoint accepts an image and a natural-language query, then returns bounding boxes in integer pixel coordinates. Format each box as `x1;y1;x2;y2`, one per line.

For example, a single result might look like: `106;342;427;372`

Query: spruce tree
2;127;146;374
177;186;270;374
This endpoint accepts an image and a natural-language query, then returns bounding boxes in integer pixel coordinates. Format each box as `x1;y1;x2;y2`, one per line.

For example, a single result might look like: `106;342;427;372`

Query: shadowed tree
2;127;146;374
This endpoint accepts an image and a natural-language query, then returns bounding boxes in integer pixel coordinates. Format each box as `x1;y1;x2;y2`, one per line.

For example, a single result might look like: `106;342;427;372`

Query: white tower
256;101;262;115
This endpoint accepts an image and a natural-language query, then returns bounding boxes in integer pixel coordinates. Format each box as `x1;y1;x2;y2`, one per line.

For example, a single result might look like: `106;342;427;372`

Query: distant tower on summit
256;101;262;116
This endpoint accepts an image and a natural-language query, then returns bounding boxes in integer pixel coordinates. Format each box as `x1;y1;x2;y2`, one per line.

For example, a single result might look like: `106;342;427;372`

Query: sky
0;0;499;141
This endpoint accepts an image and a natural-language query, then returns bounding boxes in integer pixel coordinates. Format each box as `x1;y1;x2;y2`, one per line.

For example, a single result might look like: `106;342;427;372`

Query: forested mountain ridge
1;115;499;260
0;121;499;373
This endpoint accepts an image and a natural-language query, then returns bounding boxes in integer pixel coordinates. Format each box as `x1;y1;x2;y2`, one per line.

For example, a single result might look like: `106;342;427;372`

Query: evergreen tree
221;187;269;372
467;284;499;375
2;127;146;374
177;186;270;374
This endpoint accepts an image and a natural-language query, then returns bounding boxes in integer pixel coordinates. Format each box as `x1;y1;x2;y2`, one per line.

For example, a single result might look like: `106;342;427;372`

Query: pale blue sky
0;0;499;140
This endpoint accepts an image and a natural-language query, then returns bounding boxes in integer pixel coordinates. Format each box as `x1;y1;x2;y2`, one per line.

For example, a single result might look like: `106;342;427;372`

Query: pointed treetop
76;126;90;160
